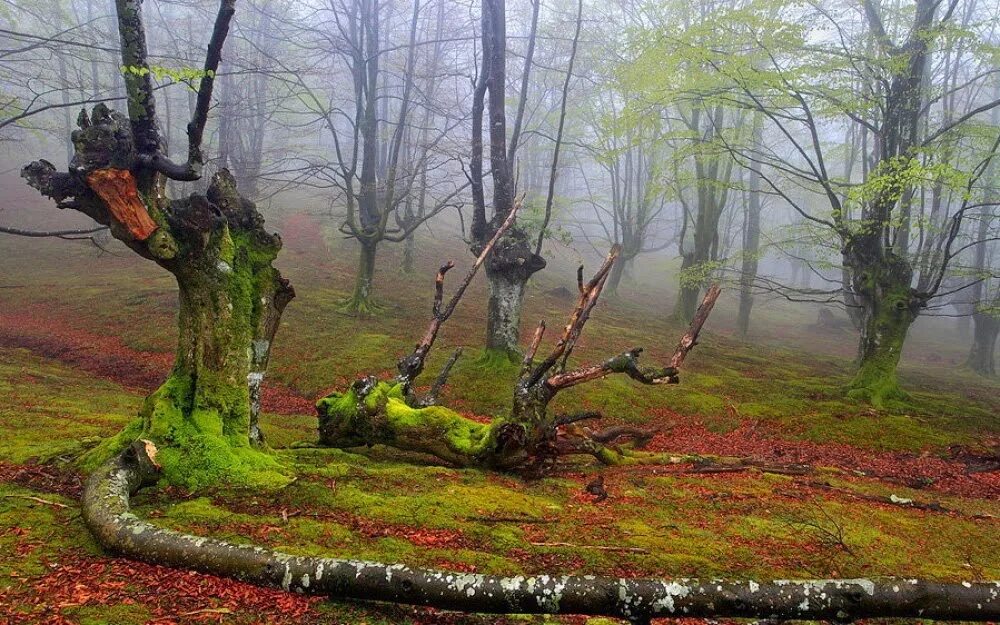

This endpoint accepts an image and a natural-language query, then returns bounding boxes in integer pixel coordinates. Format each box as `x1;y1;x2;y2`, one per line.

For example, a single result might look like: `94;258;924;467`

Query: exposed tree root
82;441;1000;623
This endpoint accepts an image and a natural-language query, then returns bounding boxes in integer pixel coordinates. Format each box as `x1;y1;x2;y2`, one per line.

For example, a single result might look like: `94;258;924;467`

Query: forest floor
0;209;998;624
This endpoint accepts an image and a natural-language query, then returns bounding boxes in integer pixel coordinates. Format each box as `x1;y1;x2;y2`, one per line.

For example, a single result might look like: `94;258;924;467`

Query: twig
1;494;69;508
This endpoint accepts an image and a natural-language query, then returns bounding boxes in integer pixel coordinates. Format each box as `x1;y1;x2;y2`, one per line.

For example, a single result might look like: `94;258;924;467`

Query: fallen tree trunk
319;243;722;469
83;441;1000;624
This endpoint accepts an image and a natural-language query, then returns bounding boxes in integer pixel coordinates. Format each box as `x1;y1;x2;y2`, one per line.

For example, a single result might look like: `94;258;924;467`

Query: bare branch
396;200;522;385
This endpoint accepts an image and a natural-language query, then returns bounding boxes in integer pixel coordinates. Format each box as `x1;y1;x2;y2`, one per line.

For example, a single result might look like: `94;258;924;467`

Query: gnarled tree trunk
22;0;294;488
844;238;919;407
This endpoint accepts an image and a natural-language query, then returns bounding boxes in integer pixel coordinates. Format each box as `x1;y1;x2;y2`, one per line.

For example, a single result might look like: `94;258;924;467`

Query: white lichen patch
651;581;691;614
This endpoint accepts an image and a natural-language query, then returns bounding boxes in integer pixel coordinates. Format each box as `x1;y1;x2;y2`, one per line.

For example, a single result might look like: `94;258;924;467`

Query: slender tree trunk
347;239;379;316
737;117;763;336
401;230;416;273
966;99;998;376
968;307;999;376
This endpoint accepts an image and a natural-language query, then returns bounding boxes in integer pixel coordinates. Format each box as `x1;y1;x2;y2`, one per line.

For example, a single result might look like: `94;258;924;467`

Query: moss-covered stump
24;104;295;490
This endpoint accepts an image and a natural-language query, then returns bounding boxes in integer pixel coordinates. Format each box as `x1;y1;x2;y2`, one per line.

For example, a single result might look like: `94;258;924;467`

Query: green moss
66;604;152;625
475;347;522;370
318;381;503;464
847;279;915;409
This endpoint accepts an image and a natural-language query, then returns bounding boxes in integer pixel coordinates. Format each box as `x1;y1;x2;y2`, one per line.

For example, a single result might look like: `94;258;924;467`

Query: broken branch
396;199;521;385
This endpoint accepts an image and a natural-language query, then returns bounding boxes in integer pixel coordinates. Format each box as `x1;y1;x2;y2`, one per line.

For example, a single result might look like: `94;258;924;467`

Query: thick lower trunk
846;254;918;407
967;310;998;376
674;284;701;323
485;268;527;359
344;240;379;316
81;175;294;489
606;257;626;296
673;252;702;322
401;232;415;273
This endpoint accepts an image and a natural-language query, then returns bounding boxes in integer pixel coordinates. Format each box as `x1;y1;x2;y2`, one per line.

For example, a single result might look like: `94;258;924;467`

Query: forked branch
396;199;522;386
547;284;722;392
526;244;621;386
141;0;237;181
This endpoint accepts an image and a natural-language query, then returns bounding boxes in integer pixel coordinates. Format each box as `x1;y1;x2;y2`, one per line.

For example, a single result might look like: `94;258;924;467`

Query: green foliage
120;64;213;90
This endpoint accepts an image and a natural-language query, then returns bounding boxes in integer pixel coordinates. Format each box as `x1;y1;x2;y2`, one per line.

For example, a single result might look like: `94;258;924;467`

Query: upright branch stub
396;201;522;387
525;245;621;387
546;284;722;392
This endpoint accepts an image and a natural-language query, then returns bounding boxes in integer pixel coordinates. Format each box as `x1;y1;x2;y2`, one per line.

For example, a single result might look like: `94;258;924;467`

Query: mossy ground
1;211;998;623
1;354;997;623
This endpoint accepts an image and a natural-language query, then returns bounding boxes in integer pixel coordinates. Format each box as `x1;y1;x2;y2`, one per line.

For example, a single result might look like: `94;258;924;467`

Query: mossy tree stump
22;0;294;489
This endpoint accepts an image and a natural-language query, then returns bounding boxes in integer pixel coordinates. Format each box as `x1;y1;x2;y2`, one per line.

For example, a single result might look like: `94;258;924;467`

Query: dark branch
0;224;107;238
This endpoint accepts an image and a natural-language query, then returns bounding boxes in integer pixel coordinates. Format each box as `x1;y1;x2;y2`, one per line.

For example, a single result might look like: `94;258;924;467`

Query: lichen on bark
24;104;294;490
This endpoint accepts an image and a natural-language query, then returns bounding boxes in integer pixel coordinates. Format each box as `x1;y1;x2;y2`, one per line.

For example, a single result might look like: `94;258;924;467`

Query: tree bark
737;115;763;337
844;238;918;407
78;171;294;488
345;239;380;316
471;0;546;360
968;303;998;376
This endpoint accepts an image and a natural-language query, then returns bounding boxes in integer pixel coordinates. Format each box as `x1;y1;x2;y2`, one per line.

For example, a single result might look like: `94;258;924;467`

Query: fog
1;0;998;378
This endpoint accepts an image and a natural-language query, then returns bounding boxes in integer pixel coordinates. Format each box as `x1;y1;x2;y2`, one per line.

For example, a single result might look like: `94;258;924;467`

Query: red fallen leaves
2;554;321;624
0;305;313;416
646;419;1000;499
0;462;83;499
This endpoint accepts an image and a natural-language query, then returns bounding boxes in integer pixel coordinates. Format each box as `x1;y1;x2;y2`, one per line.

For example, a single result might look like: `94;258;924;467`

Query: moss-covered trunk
845;243;919;407
83;174;294;489
318;381;517;468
